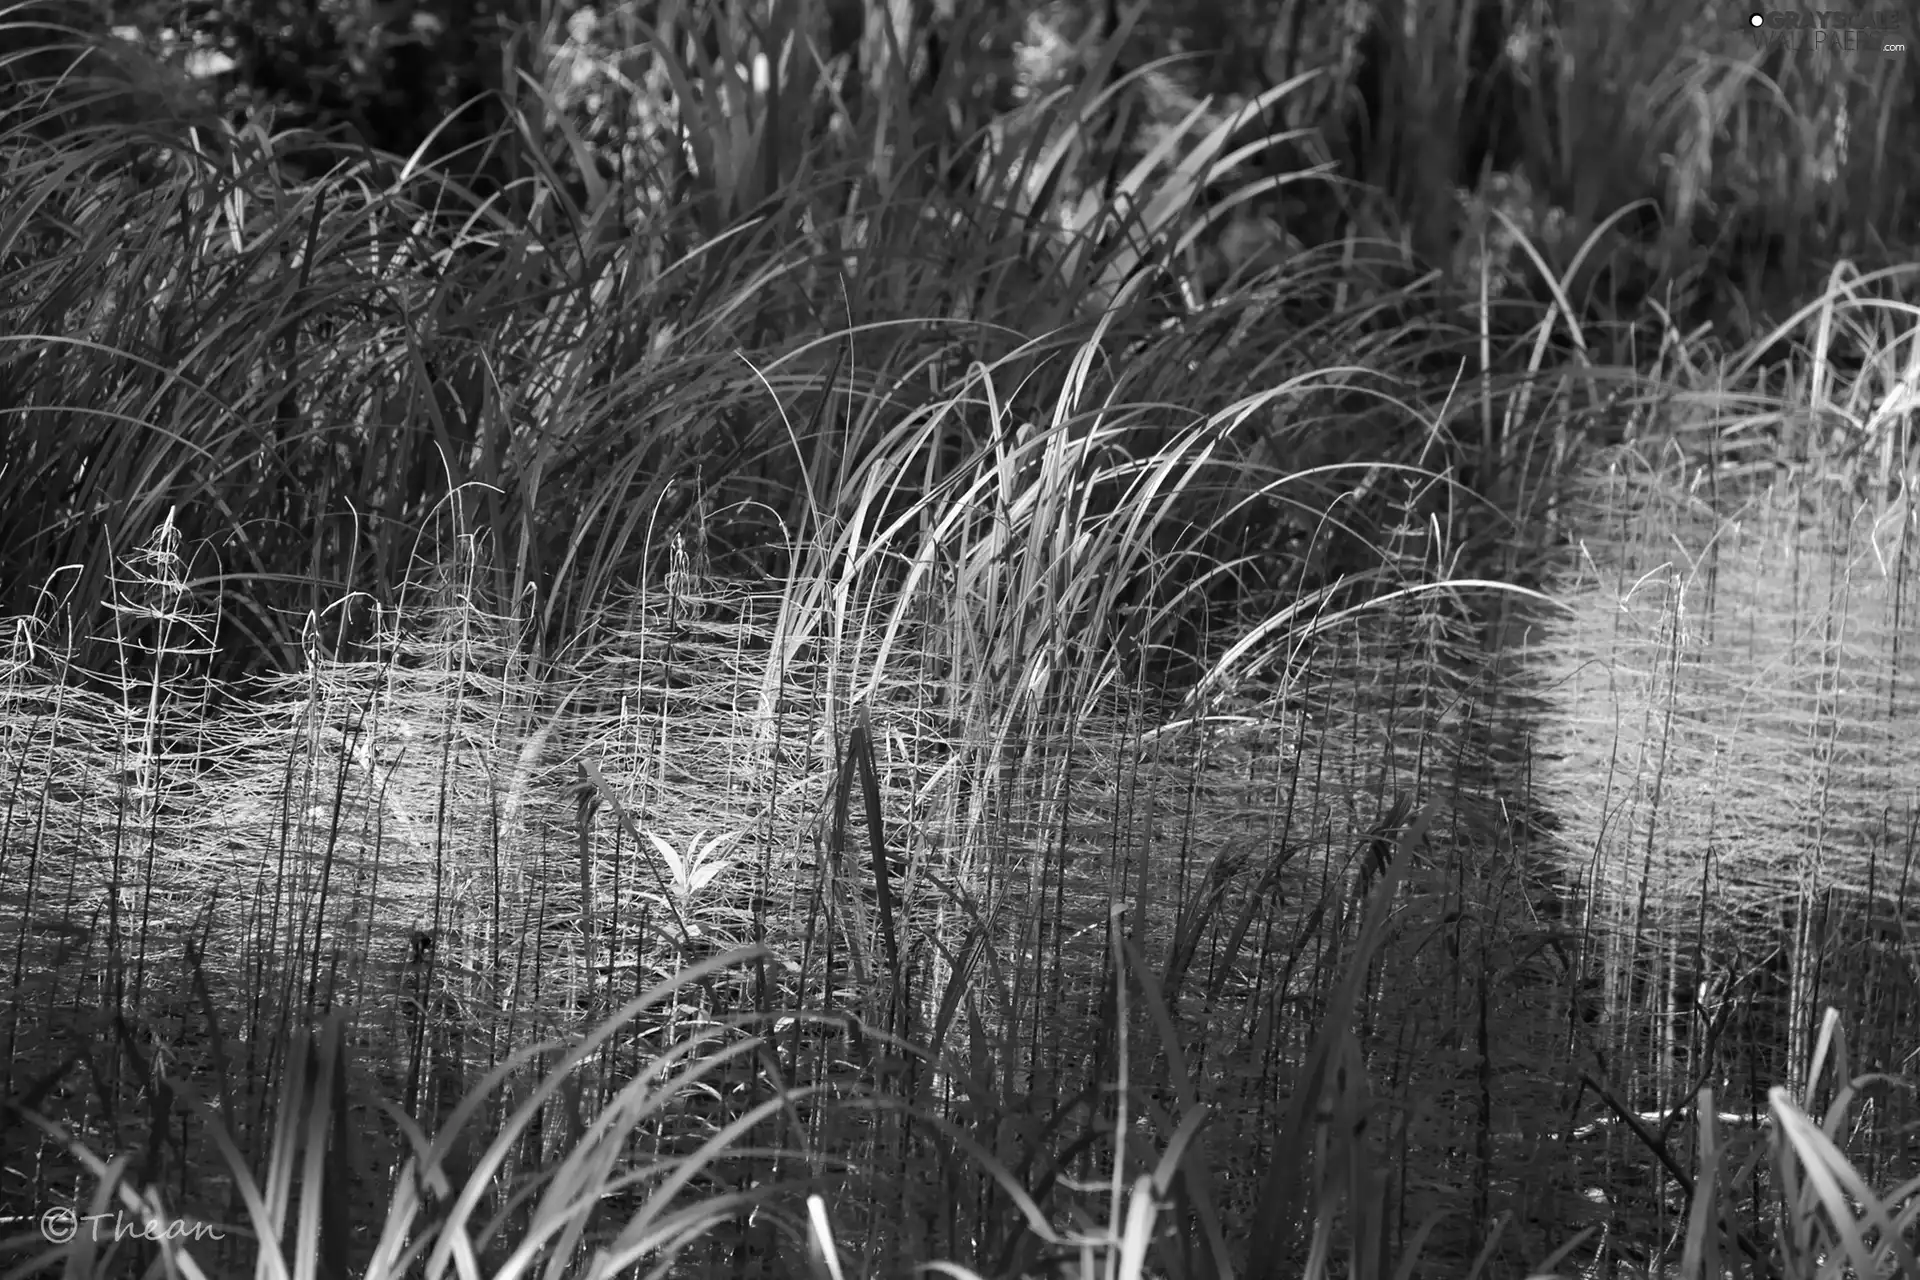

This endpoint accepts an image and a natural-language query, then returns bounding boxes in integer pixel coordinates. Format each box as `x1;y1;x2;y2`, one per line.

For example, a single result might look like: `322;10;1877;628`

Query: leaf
647;831;690;894
687;860;730;894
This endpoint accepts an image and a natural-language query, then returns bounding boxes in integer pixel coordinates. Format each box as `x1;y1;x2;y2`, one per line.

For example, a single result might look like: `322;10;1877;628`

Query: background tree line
11;0;1911;338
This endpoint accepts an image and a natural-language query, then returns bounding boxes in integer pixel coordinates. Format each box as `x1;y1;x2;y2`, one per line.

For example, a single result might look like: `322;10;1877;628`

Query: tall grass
1522;279;1920;1251
3;2;1919;1277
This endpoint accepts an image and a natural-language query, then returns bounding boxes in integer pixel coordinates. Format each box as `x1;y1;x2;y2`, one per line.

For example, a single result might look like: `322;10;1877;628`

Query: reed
3;3;1919;1276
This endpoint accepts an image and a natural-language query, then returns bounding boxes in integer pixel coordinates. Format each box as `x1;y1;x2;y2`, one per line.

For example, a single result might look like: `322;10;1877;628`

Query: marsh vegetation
2;1;1917;1277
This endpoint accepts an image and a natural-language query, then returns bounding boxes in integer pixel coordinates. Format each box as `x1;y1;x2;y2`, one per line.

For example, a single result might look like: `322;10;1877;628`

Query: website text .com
1747;9;1906;51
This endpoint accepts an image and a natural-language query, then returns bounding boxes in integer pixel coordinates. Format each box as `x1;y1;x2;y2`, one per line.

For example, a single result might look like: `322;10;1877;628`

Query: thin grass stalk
1246;798;1438;1279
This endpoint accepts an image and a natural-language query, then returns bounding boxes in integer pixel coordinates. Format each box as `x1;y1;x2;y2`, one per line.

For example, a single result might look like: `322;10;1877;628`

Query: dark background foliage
41;0;1917;312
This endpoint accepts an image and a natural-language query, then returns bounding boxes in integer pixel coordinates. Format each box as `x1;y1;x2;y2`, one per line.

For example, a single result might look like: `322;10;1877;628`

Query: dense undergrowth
3;1;1920;1277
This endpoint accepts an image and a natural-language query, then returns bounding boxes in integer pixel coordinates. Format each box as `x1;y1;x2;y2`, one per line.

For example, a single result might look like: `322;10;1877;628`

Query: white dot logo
1749;11;1765;25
